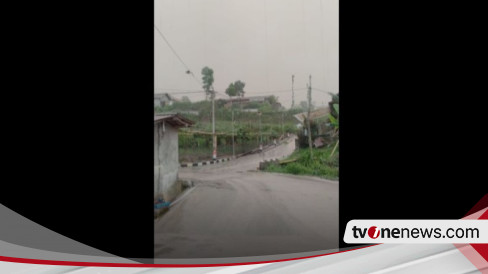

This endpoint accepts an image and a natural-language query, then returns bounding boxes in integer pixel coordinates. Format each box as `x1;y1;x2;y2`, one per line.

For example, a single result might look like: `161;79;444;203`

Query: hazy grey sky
155;0;338;108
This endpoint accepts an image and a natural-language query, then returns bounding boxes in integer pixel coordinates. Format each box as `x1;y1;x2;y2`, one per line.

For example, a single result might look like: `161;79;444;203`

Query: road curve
155;138;338;258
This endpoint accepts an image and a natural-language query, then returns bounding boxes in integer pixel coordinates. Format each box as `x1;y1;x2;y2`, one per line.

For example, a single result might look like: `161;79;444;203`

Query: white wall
154;121;180;201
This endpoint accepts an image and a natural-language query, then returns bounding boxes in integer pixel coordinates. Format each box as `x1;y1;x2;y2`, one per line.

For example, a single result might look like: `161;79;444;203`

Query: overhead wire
154;24;202;88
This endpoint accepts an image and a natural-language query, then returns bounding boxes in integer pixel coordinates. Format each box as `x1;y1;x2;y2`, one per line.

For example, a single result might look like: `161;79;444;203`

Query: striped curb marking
180;157;231;168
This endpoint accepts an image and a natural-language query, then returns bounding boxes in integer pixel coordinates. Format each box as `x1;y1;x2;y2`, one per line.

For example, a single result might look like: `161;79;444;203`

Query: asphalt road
154;137;338;258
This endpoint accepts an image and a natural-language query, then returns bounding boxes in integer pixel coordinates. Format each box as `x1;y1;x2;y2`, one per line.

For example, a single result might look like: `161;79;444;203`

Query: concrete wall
154;121;181;201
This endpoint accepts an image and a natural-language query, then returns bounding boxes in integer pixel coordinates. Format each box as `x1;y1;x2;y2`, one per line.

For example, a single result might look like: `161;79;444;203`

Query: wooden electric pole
212;89;217;160
259;112;262;145
307;75;313;159
232;108;235;158
281;111;284;136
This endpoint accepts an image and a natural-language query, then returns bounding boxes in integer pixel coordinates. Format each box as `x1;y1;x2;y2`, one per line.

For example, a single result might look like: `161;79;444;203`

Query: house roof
293;107;330;124
221;96;267;103
154;113;194;128
248;96;267;100
154;93;173;100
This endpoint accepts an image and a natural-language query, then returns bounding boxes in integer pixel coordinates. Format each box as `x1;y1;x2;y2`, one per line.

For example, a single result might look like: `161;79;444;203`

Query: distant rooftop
293;107;330;124
154;93;173;100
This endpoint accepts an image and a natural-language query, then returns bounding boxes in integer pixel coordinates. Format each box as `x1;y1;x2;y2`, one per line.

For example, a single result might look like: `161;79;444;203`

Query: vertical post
307;75;313;159
259;112;262;144
232;109;235;158
212;90;217;160
281;111;284;136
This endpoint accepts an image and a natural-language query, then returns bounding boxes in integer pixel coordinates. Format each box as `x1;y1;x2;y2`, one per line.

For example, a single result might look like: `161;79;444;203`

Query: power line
158;87;330;97
154;24;201;87
166;91;204;95
156;88;202;93
250;88;307;95
312;87;336;94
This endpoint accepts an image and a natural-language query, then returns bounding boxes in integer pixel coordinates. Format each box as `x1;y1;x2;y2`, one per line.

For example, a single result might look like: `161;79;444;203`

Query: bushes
265;146;339;180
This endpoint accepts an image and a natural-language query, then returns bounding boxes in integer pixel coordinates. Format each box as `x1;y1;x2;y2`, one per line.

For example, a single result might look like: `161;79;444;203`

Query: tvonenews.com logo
344;220;488;244
368;226;380;239
353;225;478;239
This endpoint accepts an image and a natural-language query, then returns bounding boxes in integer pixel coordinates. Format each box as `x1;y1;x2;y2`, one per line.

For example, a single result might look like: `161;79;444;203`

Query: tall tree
266;95;278;106
225;82;237;98
233;80;246;98
201;66;217;159
201;66;215;100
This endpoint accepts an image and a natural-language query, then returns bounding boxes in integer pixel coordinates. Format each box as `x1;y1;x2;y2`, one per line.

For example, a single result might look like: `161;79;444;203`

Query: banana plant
328;103;339;130
328;103;339;158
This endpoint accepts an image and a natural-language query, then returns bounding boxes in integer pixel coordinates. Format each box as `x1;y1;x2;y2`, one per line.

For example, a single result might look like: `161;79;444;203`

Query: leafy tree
258;103;273;113
233;80;246;98
201;66;215;100
266;95;278;106
181;96;191;103
225;83;237;98
266;95;282;110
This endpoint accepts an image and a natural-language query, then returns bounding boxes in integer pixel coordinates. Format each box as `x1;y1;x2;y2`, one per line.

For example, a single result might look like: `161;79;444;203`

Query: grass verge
265;144;339;180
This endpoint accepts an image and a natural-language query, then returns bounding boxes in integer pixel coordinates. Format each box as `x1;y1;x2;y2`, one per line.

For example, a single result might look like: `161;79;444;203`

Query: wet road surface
154;137;338;258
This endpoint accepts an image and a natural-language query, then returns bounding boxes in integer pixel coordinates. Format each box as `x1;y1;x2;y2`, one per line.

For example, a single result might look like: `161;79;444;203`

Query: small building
248;96;267;102
154;113;194;202
294;107;332;140
154;93;174;108
222;96;269;108
293;107;330;125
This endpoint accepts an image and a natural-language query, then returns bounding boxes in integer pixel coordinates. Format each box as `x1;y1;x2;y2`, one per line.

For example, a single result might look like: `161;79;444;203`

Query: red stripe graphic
456;193;488;273
0;245;376;268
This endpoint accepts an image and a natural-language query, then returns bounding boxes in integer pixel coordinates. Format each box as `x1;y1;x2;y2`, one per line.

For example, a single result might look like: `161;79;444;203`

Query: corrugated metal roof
154;115;173;122
154;113;194;128
294;107;330;124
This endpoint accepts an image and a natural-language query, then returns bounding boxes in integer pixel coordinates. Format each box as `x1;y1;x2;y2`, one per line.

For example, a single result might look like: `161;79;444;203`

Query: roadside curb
265;172;339;184
170;184;197;207
154;181;197;220
179;136;296;168
180;157;232;168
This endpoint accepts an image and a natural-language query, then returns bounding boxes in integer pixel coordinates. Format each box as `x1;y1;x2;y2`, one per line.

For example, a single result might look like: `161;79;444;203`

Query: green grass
265;144;339;180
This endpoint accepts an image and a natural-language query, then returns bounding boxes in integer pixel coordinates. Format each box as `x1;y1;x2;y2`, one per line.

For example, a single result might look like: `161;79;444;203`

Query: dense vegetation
265;92;339;180
155;90;339;180
156;97;308;162
155;98;304;138
265;145;339;180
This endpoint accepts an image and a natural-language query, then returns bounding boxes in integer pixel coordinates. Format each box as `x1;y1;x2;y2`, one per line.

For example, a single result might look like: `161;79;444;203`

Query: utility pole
291;75;295;108
212;89;217;160
259;112;262;145
232;107;235;158
307;75;313;159
281;111;284;136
